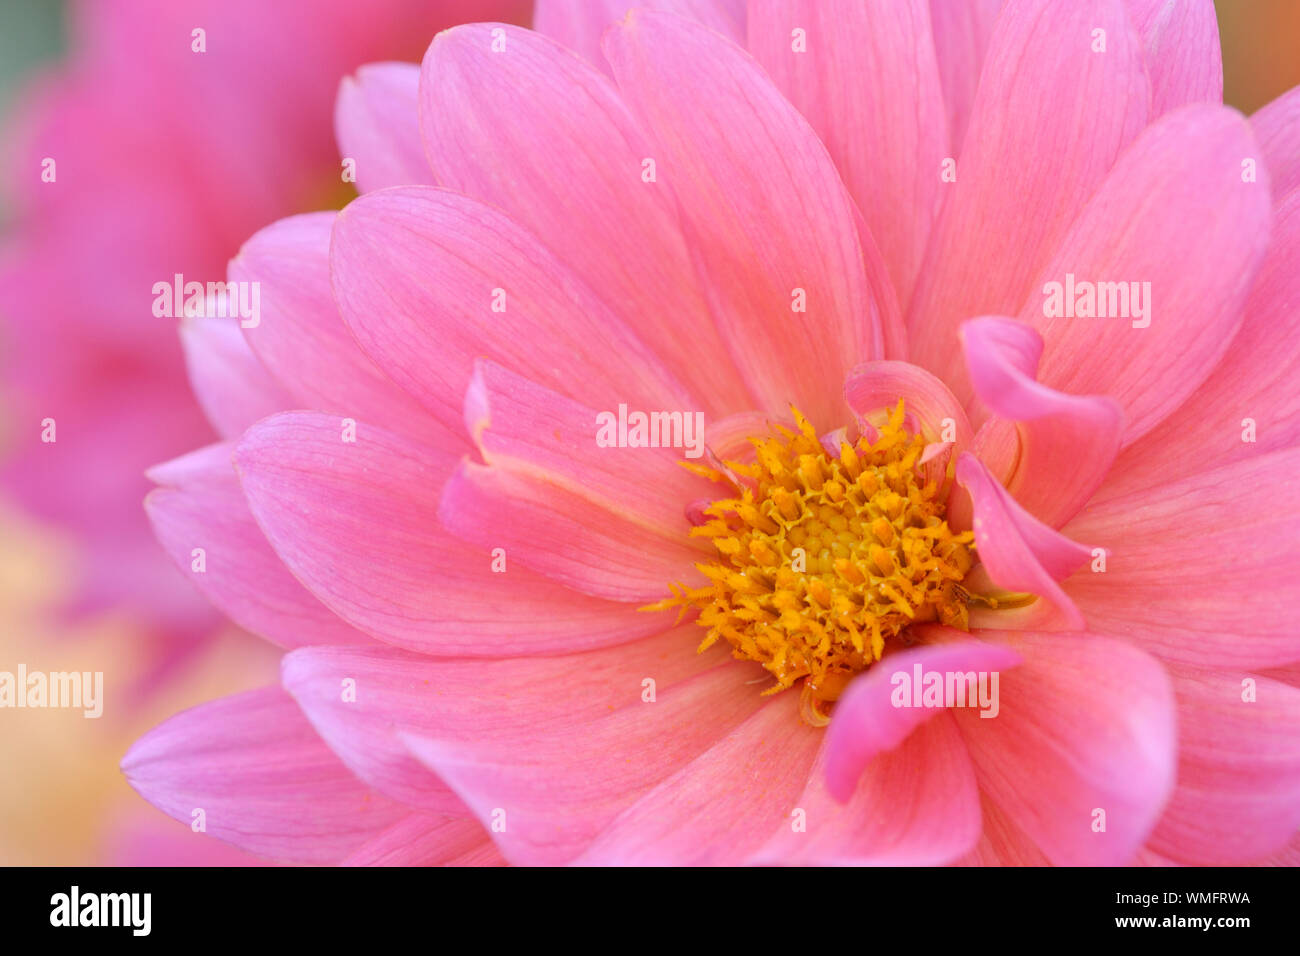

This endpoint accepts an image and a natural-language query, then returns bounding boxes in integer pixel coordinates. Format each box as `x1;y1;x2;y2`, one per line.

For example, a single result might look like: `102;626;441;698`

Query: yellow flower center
647;401;975;724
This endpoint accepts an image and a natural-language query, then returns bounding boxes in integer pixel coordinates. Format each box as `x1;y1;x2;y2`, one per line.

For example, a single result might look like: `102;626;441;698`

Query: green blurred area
0;0;64;222
0;0;64;112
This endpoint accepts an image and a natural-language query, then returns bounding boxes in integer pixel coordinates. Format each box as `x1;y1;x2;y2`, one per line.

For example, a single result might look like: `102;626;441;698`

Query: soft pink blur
0;0;529;681
0;0;528;866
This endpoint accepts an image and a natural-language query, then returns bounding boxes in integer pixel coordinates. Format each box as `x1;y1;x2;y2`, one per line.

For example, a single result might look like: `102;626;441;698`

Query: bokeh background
0;0;284;866
0;0;1296;865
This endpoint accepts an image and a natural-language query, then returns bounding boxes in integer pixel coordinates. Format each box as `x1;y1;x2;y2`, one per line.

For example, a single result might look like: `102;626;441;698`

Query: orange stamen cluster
646;402;974;718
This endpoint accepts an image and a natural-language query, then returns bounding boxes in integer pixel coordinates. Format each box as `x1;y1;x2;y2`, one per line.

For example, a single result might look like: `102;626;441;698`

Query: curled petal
824;640;1022;803
956;453;1091;629
962;316;1123;528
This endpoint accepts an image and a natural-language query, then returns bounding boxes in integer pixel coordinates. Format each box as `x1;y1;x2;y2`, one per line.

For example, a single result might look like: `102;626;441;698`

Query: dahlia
127;0;1300;865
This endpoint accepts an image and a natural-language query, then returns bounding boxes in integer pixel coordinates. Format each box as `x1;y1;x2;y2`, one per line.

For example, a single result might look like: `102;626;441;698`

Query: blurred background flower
0;0;1294;865
0;0;527;865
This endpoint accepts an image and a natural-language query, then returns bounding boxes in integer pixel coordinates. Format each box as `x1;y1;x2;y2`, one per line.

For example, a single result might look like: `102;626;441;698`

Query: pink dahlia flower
0;0;527;673
127;0;1300;866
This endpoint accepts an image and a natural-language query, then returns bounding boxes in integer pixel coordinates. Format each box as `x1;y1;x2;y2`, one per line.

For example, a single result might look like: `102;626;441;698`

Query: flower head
126;0;1300;867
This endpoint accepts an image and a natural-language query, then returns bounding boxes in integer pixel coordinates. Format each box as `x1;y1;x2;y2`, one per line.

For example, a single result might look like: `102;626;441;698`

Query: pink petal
146;442;370;649
329;186;696;435
465;359;717;529
1259;833;1300;868
343;814;505;866
439;457;707;603
928;0;1002;148
533;0;745;72
122;686;407;865
229;211;451;447
1260;661;1300;689
844;359;974;447
824;640;1022;802
235;411;666;654
1253;86;1300;201
420;23;750;416
951;628;1177;866
704;410;790;461
573;691;822;864
1063;446;1300;668
179;316;293;440
604;9;878;429
1022;105;1272;444
749;0;949;307
1146;665;1300;864
956;793;1051;866
1096;190;1300;501
146;441;240;489
287;624;727;745
280;647;473;814
956;453;1091;629
844;358;973;488
960;416;1021;497
285;635;734;837
334;62;433;193
755;712;983;865
852;203;909;360
103;807;270;867
907;0;1149;401
961;316;1123;528
390;642;763;865
1123;0;1222;115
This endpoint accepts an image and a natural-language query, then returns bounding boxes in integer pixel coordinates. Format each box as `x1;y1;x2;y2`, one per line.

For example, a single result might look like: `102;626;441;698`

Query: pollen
645;401;975;721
